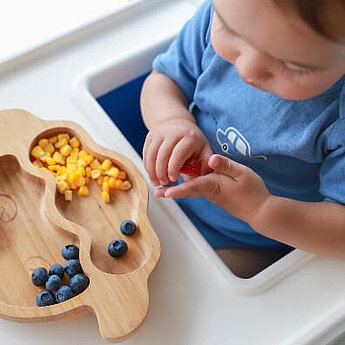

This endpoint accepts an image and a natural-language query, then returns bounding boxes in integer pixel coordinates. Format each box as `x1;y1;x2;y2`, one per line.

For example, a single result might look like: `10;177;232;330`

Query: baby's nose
235;50;273;83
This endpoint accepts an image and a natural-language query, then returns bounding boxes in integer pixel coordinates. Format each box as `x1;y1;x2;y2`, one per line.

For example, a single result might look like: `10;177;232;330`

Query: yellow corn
90;159;101;170
105;167;119;178
102;181;109;193
31;146;45;160
49;136;58;144
77;158;87;168
45;157;56;166
121;181;132;190
32;133;130;204
78;150;88;159
53;152;65;165
85;155;94;165
78;186;89;196
113;179;123;189
109;177;116;188
118;171;126;180
44;143;55;154
60;144;72;157
57;180;69;194
76;176;86;187
91;169;100;179
38;138;49;148
101;159;112;171
33;160;43;168
69;136;80;148
64;190;73;201
55;138;68;148
102;191;110;203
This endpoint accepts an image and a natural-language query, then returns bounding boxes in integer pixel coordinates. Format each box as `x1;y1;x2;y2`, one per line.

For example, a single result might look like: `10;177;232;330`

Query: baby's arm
140;70;213;186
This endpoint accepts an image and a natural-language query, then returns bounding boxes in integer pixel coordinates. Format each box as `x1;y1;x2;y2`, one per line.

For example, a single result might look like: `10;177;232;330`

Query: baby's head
211;0;345;100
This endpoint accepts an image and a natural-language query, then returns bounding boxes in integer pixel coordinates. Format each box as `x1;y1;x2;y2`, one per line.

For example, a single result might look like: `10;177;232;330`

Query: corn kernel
114;179;123;189
102;191;110;203
46;157;56;166
41;152;51;163
31;146;45;160
57;180;69;194
44;143;55;154
78;167;86;176
33;160;43;168
91;169;101;179
121;181;132;191
102;181;109;193
64;190;73;201
107;177;115;188
57;166;67;175
105;167;119;178
78;186;89;196
78;150;88;159
68;171;82;183
49;135;58;144
97;176;103;185
101;159;112;171
48;165;61;172
60;144;72;156
66;164;77;173
38;138;49;148
55;138;68;148
77;158;87;168
53;152;65;165
118;171;126;180
85;155;94;165
85;167;91;178
76;176;86;187
66;156;77;164
69;181;78;190
69;136;80;148
85;177;90;184
56;173;68;183
90;159;101;170
58;133;70;141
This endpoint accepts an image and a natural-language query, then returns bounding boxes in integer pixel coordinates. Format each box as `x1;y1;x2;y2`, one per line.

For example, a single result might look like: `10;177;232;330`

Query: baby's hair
274;0;345;43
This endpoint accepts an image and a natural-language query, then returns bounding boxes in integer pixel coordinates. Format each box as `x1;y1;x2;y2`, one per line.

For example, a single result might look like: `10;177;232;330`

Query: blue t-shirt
152;0;345;249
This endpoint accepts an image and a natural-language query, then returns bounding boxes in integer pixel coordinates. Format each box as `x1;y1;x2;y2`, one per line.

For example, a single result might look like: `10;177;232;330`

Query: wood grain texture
0;109;161;342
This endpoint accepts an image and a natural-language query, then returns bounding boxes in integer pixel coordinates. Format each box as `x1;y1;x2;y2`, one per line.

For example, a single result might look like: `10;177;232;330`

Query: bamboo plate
0;109;161;342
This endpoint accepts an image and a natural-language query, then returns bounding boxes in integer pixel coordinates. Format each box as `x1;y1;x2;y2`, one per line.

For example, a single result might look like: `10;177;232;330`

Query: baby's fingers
164;174;220;199
143;135;163;186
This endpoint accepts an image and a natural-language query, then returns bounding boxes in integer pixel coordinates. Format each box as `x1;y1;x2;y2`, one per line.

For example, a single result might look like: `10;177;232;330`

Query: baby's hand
156;154;272;225
143;119;212;186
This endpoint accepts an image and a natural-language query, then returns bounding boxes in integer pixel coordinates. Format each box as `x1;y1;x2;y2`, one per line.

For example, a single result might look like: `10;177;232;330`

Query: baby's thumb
208;154;243;179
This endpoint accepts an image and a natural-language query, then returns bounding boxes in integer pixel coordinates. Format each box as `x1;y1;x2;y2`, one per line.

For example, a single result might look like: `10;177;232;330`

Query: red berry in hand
180;157;201;176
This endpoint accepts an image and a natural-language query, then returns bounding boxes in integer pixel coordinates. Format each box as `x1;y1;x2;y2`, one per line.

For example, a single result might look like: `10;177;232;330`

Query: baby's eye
283;62;312;74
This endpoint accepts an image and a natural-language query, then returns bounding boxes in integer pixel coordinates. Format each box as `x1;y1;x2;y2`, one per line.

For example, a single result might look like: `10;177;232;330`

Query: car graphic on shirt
216;127;266;160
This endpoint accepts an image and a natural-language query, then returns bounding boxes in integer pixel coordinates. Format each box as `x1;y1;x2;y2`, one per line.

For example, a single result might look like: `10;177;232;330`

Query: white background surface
1;0;345;344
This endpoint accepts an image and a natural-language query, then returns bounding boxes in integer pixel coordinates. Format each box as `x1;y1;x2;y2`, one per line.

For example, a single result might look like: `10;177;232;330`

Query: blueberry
36;289;56;307
70;274;89;294
64;259;82;277
56;286;74;303
49;264;64;279
108;239;128;258
45;275;61;291
62;244;79;260
120;220;136;236
31;267;49;287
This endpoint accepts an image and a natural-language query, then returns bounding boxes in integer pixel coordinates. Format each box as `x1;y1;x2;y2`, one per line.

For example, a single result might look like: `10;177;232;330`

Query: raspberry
180;157;201;176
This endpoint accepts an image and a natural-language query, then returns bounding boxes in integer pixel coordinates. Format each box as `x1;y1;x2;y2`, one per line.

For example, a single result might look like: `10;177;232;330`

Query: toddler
140;0;345;277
